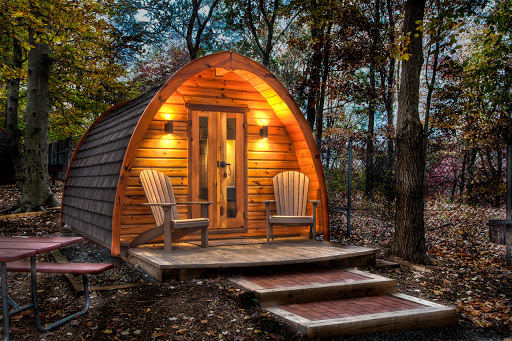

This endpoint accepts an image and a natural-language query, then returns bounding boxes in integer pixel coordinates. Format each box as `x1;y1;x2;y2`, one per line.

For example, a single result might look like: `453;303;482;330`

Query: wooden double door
188;107;247;230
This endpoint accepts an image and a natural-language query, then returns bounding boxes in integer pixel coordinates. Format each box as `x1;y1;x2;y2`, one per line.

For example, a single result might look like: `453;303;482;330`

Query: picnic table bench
0;236;113;340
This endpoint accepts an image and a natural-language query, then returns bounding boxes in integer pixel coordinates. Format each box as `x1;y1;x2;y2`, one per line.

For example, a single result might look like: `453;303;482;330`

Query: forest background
0;0;511;260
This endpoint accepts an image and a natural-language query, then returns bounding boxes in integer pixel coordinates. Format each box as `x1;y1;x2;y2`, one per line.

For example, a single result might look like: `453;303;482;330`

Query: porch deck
123;238;377;281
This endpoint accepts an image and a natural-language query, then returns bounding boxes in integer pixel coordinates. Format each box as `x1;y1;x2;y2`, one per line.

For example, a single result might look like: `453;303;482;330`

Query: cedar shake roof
61;88;160;247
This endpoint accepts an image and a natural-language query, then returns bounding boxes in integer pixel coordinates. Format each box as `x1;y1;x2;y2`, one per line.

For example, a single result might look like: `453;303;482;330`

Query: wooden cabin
61;52;329;256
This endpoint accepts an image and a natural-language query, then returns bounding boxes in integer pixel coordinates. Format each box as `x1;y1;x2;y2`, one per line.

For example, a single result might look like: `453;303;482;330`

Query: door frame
186;103;248;233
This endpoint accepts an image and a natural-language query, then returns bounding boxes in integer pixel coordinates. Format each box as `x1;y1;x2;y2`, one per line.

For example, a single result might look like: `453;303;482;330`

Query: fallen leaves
331;194;512;332
176;328;189;335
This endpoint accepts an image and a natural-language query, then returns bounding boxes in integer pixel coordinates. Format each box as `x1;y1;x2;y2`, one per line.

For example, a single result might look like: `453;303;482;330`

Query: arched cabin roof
62;51;329;255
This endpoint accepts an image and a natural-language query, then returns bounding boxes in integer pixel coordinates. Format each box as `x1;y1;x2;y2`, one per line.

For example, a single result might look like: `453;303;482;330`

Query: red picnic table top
0;242;62;254
0;249;37;262
0;236;84;247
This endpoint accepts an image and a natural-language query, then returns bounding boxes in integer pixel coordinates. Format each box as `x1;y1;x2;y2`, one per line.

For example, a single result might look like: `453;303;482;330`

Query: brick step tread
274;293;426;320
266;293;457;339
229;269;397;307
235;268;374;289
6;261;113;274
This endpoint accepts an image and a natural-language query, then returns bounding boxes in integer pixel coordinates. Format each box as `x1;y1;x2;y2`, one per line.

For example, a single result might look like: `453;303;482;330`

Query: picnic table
0;236;112;340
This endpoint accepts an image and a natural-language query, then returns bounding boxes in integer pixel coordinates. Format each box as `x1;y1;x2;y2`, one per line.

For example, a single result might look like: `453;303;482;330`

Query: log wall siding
118;69;324;243
61;89;159;248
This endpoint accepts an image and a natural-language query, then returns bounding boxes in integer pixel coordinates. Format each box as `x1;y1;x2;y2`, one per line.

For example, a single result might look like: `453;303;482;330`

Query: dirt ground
0;184;511;340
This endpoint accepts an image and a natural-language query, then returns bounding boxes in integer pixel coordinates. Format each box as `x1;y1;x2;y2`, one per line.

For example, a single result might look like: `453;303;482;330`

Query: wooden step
229;268;397;307
266;293;457;339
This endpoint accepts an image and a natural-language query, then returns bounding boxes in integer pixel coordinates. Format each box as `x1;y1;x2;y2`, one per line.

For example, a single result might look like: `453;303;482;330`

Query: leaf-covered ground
330;192;512;339
0;184;511;340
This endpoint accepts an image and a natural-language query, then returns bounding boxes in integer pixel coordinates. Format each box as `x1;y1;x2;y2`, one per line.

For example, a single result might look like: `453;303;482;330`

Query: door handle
219;161;231;168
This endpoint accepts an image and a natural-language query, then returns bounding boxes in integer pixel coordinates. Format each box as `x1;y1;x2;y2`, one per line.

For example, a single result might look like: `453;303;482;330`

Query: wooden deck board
125;238;377;280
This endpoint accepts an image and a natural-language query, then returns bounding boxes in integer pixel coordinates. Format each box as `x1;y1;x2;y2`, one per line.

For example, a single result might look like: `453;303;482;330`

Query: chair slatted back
273;171;309;216
140;170;178;227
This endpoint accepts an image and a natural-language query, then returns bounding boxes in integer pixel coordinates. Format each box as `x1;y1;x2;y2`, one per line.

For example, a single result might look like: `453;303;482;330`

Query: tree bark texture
365;64;376;196
18;28;59;212
314;21;332;146
392;0;429;264
306;8;323;131
384;0;396;203
6;37;23;181
365;0;380;197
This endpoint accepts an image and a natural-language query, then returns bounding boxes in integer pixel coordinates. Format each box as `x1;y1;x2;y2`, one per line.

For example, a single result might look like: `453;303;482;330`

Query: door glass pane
226;117;236;218
199;117;208;206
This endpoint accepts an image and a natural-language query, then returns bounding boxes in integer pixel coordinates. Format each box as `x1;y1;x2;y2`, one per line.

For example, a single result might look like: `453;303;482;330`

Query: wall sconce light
163;120;173;143
258;125;268;148
165;120;174;135
260;125;268;140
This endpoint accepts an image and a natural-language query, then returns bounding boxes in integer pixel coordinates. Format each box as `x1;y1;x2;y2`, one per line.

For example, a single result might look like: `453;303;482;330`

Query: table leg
2;262;9;341
29;256;45;332
29;256;91;332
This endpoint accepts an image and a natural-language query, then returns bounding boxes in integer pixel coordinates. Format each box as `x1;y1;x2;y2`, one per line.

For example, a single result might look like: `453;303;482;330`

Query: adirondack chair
130;170;212;252
264;171;320;244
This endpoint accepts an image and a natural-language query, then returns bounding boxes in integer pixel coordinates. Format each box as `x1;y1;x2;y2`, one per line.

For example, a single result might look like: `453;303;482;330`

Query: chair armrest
176;201;213;206
263;200;275;207
308;200;320;204
141;203;177;207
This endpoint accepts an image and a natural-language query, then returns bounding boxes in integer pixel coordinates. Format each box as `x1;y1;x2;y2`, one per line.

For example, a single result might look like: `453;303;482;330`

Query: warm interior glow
226;140;236;186
257;139;267;148
163;134;173;144
163;113;172;120
260;119;267;126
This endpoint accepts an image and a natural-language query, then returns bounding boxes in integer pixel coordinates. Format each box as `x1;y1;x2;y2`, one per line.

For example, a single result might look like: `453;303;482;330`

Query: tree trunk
306;16;323;131
465;149;477;202
391;0;429;264
6;37;23;181
314;21;332;146
423;38;440;191
384;0;397;203
16;28;60;213
186;0;200;60
459;149;467;197
365;0;380;197
450;169;458;203
186;0;219;60
365;64;376;196
245;0;275;68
